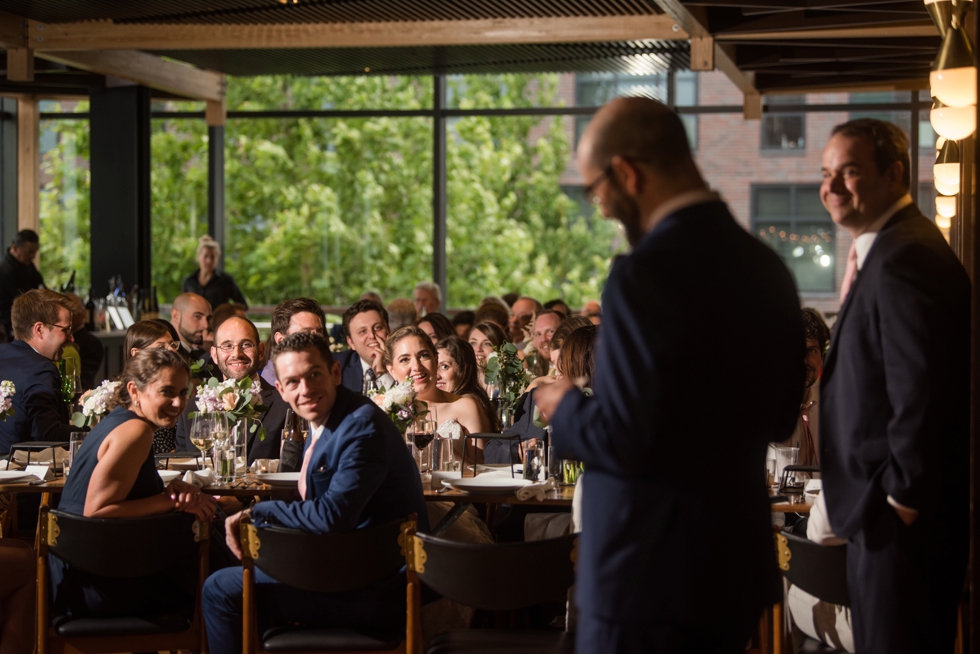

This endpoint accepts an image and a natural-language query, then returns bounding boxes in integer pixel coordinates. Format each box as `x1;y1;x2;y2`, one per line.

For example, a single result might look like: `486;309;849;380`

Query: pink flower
371;393;386;408
221;392;238;412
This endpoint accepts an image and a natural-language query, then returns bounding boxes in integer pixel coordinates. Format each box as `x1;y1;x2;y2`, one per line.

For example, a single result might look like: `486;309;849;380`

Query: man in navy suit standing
333;299;393;394
818;119;969;654
0;289;77;453
202;332;427;654
536;97;803;653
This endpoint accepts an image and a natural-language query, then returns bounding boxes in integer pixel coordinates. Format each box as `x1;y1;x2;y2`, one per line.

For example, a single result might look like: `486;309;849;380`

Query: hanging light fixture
936;135;947;151
924;0;953;38
936;195;958;218
935;176;960;195
930;9;976;108
934;138;961;187
931;99;976;140
936;214;952;229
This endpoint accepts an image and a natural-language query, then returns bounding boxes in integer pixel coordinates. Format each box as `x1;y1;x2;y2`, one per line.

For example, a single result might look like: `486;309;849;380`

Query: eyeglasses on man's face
582;165;613;205
44;323;73;337
216;341;256;354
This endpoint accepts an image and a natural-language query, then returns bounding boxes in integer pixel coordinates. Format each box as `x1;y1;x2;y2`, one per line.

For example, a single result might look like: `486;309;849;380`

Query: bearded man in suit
536;97;803;653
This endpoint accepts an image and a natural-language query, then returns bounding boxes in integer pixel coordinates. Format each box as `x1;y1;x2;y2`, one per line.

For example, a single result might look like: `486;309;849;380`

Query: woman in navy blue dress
51;348;216;618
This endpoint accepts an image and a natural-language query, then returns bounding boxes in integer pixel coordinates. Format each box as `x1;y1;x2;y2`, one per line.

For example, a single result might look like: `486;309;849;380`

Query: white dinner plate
158;470;182;484
257;472;301;486
443;477;533;494
163;458;204;470
0;471;35;484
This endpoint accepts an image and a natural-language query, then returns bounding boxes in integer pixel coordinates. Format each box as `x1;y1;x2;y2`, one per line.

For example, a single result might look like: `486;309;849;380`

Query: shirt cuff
887;495;918;516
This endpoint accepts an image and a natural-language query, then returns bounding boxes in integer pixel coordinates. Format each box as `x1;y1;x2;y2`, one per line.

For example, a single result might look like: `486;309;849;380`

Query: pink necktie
839;242;858;303
297;431;319;500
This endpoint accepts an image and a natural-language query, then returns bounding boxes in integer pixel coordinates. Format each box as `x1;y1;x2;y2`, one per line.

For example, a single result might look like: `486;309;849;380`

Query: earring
135;400;140;409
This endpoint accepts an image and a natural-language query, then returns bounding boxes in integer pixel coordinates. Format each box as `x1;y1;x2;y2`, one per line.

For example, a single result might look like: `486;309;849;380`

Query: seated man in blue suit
202;332;428;654
332;299;394;394
0;289;77;454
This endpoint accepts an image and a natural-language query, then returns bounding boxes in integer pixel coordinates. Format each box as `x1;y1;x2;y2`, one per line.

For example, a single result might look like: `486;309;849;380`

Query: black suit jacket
0;251;44;339
552;200;803;622
334;349;366;395
175;376;289;464
820;204;970;539
0;340;74;453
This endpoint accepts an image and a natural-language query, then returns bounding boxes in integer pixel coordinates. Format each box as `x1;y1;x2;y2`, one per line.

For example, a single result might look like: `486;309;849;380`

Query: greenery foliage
39;75;622;308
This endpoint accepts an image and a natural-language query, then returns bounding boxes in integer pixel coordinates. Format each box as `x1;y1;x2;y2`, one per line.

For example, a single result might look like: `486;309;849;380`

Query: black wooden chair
404;528;576;654
773;530;849;654
240;514;421;654
36;505;209;654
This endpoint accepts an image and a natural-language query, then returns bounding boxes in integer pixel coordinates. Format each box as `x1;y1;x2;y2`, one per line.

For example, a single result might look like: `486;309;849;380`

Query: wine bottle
84;288;96;330
61;271;76;294
278;415;306;473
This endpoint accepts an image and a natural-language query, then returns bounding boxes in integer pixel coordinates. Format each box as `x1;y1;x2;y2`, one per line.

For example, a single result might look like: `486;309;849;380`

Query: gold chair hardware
43;512;60;547
408;535;427;574
776;533;791;571
245;523;261;560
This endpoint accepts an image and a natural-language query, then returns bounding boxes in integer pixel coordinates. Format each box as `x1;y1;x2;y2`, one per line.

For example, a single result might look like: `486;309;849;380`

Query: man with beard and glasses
535;97;803;654
170;292;213;363
174;316;289;463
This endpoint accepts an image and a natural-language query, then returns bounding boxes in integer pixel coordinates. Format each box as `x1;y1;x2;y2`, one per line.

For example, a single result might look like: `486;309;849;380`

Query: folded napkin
182;468;214;488
516;477;558;502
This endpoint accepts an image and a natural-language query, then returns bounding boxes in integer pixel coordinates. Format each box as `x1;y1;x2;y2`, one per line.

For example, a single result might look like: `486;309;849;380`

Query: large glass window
150;109;208;305
762;95;805;151
448;74;623;307
753;185;835;292
39;102;90;294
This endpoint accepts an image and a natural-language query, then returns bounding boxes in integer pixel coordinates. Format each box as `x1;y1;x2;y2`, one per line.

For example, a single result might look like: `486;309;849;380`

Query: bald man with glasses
174;316;289;464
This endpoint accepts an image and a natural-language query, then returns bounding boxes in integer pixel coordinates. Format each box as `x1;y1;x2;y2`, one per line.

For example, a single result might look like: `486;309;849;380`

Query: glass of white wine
189;415;215;469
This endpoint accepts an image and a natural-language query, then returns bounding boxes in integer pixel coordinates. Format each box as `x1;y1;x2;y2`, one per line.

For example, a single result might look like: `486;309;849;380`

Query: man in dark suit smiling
536;97;803;653
818;119;969;654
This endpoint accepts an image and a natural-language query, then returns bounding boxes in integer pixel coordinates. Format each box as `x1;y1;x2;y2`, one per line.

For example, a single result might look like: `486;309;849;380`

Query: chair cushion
51;612;190;637
428;629;572;654
261;626;402;652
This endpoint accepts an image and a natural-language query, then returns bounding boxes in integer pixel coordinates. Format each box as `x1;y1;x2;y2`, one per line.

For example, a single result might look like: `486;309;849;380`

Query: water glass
217;446;236;483
64;431;86;476
523;443;545;481
765;458;777;487
562;460;584;486
547;445;562;480
434;435;459;472
230;420;249;479
495;398;514;431
775;447;799;486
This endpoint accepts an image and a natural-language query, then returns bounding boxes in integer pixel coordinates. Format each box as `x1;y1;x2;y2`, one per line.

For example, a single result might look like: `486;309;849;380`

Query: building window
753;185;835;292
761;95;805;151
574;71;697;149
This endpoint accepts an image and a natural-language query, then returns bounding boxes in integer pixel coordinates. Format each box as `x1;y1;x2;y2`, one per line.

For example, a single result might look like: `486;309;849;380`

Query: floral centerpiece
370;380;427;434
484;342;531;406
71;380;121;428
0;381;15;422
190;377;268;440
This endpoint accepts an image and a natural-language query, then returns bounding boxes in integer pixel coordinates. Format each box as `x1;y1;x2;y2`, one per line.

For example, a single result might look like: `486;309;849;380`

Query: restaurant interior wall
30;71;935;316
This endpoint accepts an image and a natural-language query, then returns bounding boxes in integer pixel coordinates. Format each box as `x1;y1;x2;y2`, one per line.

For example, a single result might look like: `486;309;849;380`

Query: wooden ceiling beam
756;74;930;92
0;10;27;49
34;50;225;101
651;0;757;96
25;15;687;51
712;10;935;36
715;21;938;40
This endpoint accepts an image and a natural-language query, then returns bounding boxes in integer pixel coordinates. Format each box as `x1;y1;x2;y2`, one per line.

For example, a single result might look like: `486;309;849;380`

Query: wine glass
411;417;437;472
189;415;215;467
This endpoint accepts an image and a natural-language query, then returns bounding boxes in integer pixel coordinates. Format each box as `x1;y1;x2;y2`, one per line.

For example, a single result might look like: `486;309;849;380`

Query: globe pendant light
934;138;961;188
936;214;952;229
936;195;957;218
936;176;960;195
931;98;976;140
930;22;976;107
